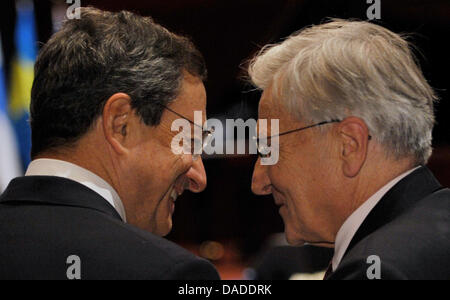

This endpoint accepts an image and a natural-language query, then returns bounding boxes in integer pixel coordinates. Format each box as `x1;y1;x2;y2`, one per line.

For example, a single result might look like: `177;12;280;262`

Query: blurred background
0;0;449;279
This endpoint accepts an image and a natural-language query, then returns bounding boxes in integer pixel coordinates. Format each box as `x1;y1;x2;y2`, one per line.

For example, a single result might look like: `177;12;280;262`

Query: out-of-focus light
199;241;225;261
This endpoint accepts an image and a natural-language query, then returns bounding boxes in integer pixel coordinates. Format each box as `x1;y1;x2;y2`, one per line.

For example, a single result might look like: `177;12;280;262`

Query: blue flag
9;0;37;169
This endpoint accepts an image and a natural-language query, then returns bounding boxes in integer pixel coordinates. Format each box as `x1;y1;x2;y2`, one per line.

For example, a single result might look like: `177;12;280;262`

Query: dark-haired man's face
117;73;207;236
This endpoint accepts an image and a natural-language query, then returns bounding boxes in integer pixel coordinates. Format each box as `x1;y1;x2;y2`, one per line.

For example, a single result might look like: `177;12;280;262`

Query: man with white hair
249;19;450;280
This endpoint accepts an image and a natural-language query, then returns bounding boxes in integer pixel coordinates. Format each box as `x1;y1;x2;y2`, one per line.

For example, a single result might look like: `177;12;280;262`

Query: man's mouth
171;177;190;203
170;189;179;202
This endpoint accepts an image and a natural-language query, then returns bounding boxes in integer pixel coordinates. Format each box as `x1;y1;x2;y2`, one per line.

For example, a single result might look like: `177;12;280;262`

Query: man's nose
251;159;272;195
185;157;207;193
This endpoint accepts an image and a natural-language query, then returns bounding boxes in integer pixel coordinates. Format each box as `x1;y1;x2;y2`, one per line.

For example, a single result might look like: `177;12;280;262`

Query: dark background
1;0;449;278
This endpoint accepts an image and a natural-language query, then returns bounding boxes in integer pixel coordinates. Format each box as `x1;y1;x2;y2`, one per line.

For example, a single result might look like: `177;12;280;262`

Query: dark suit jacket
0;176;220;280
328;166;450;280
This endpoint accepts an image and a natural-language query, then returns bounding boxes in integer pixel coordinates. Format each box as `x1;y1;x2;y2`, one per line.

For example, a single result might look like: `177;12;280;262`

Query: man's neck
34;148;115;195
347;157;416;222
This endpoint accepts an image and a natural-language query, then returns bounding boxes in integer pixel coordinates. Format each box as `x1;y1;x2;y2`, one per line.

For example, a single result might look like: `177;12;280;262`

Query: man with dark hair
0;7;220;280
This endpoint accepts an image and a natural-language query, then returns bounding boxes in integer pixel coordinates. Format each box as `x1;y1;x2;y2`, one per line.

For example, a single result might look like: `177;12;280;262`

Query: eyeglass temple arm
160;104;204;130
260;119;371;140
270;119;342;139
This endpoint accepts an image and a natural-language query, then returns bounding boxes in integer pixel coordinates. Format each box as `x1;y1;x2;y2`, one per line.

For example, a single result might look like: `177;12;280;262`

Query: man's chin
284;227;305;246
154;219;173;237
285;230;335;248
161;224;173;237
285;236;306;246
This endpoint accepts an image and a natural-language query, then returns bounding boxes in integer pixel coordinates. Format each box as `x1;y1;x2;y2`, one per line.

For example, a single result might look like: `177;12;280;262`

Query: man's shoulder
331;188;450;280
0;202;220;280
361;187;450;253
107;218;202;266
66;212;221;280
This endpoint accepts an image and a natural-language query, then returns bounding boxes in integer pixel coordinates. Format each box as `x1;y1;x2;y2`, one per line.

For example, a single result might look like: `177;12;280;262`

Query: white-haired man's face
251;86;351;247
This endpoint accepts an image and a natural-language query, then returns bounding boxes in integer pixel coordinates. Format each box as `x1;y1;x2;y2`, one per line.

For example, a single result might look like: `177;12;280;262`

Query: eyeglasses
160;104;214;161
253;119;342;158
254;119;373;158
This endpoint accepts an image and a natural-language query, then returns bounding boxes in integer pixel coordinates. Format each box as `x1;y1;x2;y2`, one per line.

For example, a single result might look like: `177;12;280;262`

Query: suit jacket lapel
0;176;123;221
344;166;443;258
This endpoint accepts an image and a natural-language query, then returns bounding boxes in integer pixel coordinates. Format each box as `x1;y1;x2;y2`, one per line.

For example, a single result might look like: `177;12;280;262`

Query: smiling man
249;20;450;280
0;7;219;280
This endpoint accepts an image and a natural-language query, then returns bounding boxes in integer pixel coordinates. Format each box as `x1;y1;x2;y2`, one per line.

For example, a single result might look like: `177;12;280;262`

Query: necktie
323;262;333;280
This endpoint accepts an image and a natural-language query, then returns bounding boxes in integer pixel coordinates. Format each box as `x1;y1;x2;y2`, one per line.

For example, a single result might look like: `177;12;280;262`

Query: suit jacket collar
0;176;123;221
344;166;443;258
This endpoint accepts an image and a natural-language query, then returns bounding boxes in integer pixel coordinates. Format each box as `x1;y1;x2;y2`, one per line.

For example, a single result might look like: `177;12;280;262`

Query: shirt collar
332;166;421;271
25;158;127;222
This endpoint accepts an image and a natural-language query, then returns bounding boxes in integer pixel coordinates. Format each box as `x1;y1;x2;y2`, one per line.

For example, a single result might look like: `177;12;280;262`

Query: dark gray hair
30;7;206;158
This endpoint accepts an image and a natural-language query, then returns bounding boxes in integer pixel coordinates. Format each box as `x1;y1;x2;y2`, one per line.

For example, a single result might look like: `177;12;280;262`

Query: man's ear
338;117;370;178
102;93;133;155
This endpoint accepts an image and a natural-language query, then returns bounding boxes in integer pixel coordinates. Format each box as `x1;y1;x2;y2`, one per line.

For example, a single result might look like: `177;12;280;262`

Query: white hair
248;19;438;164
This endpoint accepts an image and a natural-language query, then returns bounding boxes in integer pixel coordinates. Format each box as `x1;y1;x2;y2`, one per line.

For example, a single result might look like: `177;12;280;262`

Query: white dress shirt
332;166;421;271
25;158;127;222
